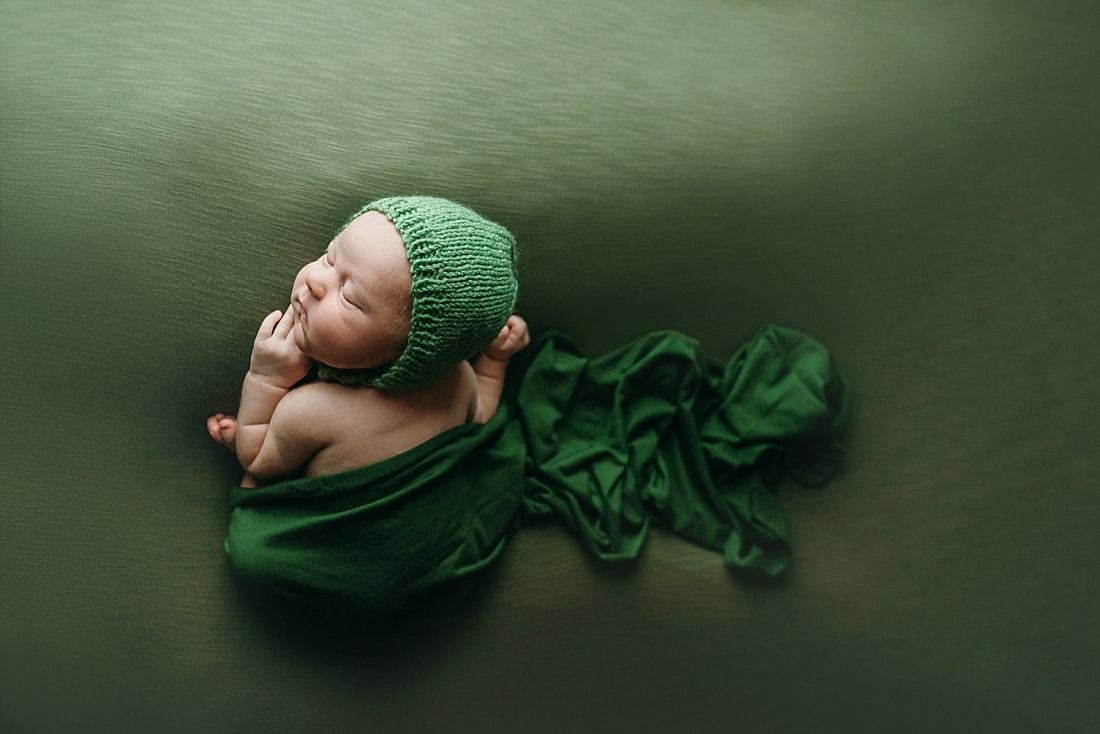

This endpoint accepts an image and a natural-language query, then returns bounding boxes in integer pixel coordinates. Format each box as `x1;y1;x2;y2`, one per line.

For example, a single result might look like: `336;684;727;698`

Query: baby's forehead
343;209;403;243
339;212;412;292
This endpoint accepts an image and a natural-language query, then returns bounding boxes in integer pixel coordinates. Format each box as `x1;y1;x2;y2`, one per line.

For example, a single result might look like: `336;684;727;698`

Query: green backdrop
2;1;1098;732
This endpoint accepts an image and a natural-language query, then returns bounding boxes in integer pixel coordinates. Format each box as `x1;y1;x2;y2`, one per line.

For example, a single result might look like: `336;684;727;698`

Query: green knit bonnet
316;196;518;391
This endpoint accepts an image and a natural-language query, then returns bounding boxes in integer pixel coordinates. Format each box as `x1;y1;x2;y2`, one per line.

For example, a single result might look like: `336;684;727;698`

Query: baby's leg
206;413;238;449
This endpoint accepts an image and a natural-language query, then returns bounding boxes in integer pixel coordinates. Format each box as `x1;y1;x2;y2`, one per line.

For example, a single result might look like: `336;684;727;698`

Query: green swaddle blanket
226;325;847;627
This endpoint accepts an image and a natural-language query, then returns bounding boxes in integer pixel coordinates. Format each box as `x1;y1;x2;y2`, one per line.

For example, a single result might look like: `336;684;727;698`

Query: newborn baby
217;199;849;624
208;197;528;487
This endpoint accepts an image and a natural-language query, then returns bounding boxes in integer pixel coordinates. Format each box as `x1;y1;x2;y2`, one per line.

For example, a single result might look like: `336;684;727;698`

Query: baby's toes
206;414;236;446
219;418;237;442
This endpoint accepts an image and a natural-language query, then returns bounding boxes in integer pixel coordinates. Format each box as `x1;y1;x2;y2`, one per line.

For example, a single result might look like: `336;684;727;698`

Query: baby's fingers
272;304;296;337
491;318;530;356
509;330;531;353
258;309;283;338
505;316;529;345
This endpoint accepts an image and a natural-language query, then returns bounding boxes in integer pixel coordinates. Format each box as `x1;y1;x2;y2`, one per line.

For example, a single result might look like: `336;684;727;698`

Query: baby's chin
291;325;314;357
310;349;392;371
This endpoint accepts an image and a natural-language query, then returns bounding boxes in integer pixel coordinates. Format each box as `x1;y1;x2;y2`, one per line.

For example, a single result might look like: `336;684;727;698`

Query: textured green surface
2;1;1098;733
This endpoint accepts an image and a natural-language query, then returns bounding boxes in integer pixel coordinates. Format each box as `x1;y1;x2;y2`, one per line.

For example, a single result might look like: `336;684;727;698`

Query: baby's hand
207;412;238;449
248;307;312;388
484;315;531;363
472;316;530;423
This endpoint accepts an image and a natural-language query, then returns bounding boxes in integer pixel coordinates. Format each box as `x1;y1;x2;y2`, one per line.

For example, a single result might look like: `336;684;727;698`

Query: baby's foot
207;413;238;450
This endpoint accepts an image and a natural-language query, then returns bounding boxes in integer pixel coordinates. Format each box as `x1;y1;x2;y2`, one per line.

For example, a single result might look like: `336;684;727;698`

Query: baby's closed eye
340;285;363;309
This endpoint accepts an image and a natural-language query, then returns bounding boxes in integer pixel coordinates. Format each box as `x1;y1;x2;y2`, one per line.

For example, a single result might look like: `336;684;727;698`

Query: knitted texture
317;196;518;390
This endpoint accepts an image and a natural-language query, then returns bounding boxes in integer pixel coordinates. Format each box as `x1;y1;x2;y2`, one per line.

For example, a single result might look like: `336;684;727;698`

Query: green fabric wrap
226;325;847;626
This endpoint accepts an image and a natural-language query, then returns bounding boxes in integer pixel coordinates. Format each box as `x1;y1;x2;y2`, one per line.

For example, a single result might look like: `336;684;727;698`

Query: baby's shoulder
290;366;479;475
295;364;477;429
270;380;365;431
288;379;396;419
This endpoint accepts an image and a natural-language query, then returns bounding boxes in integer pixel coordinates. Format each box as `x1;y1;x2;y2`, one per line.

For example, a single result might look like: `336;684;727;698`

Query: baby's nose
303;264;327;297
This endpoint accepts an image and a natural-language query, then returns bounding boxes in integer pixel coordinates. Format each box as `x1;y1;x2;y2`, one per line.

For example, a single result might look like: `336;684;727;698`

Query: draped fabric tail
514;325;847;576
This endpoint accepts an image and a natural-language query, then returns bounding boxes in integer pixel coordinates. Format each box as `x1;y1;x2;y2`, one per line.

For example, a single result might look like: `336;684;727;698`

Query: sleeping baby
207;196;529;487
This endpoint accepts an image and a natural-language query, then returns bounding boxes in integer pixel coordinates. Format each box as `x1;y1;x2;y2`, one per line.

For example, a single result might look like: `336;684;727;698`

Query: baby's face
290;211;413;369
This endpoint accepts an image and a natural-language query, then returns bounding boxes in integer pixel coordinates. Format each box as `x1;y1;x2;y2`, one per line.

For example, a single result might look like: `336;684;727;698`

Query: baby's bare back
300;361;479;477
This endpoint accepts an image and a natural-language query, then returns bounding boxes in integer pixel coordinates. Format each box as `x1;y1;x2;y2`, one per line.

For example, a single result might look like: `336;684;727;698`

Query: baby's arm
473;315;530;423
227;307;315;481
